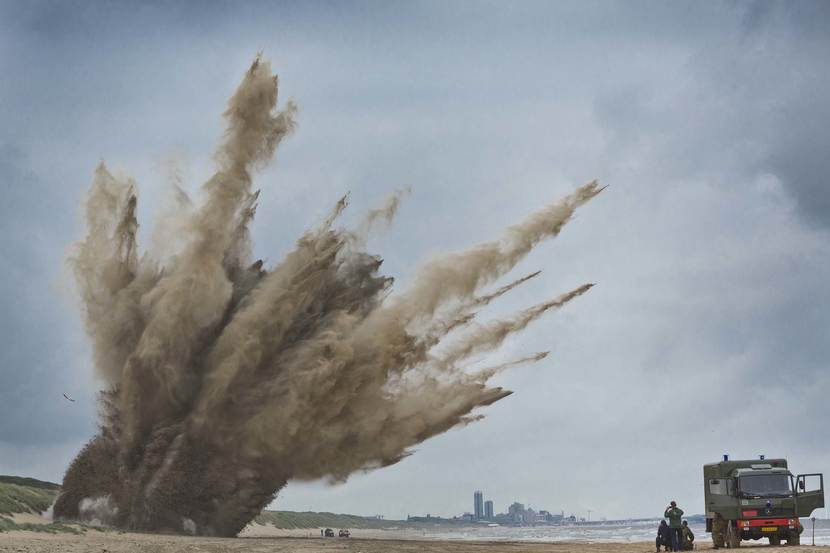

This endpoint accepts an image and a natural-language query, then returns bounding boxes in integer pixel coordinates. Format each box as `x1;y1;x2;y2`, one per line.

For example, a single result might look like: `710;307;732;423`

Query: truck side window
709;479;727;495
799;475;822;493
727;479;735;495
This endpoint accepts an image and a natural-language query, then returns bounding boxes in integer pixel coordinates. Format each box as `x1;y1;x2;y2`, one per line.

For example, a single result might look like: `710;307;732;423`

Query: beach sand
1;530;828;553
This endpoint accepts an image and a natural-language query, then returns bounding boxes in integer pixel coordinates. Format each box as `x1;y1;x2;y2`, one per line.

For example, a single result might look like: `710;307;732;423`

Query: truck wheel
726;523;741;548
769;535;781;546
787;530;800;546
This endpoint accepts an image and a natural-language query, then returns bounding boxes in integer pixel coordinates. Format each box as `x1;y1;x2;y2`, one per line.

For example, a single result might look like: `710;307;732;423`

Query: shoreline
2;530;829;553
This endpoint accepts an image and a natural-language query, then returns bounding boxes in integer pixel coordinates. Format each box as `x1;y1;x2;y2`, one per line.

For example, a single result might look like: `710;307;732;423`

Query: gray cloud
1;0;828;521
595;1;830;228
0;147;96;447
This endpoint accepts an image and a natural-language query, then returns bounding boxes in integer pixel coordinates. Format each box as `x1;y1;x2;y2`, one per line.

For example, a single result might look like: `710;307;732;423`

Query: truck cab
704;457;824;547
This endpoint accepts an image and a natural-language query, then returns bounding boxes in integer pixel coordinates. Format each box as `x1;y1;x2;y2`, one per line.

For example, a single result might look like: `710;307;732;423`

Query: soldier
656;520;672;552
664;501;684;551
788;519;804;546
711;512;726;549
681;520;695;550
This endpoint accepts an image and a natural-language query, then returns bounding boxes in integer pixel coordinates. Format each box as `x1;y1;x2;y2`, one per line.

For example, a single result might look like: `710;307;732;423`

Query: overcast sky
1;0;829;521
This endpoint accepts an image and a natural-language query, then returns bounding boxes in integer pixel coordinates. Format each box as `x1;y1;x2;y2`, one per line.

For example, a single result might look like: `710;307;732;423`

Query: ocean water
412;518;830;545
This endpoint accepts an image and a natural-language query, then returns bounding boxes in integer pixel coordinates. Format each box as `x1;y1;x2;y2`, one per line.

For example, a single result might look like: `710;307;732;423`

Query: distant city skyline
468;489;569;525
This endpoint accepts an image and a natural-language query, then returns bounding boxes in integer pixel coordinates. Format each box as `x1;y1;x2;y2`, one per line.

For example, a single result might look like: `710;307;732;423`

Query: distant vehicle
324;528;335;537
704;456;824;547
338;529;350;538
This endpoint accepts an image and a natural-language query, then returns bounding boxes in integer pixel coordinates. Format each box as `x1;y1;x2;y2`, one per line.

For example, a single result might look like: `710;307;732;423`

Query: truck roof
704;458;788;478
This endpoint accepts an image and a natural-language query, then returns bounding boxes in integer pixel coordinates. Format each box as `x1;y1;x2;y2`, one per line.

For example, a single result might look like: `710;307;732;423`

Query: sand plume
55;56;601;536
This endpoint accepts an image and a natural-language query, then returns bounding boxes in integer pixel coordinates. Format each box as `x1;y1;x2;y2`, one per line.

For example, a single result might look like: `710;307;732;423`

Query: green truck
704;456;824;547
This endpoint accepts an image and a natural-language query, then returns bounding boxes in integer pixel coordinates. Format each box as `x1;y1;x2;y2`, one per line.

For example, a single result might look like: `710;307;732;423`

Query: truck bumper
738;518;797;541
740;527;787;540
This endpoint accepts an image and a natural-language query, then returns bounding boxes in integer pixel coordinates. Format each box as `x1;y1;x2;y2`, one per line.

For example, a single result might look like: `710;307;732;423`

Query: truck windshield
739;474;792;497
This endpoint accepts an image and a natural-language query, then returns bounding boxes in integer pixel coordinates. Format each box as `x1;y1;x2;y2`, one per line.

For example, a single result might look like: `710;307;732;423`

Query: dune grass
0;516;84;534
255;510;401;529
0;480;59;515
0;476;60;491
0;475;86;534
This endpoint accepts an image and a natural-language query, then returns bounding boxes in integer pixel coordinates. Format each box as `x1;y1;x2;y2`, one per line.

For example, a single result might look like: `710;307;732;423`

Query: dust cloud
54;57;602;536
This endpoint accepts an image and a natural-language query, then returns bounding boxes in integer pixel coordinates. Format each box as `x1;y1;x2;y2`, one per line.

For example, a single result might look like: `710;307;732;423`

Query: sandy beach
1;530;828;553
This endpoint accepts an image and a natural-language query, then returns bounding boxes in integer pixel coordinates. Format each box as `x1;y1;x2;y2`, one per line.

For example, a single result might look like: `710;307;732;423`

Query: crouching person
657;520;672;552
681;520;695;550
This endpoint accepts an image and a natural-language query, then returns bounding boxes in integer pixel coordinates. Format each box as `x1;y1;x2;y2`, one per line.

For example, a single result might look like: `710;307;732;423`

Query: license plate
761;527;778;533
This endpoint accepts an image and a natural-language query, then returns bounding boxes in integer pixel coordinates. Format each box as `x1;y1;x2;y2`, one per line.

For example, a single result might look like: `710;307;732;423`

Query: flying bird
63;393;75;402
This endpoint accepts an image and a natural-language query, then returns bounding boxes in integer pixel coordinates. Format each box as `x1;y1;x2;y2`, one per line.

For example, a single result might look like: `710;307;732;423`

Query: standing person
664;500;684;552
681;520;695;550
656;520;672;551
711;512;726;549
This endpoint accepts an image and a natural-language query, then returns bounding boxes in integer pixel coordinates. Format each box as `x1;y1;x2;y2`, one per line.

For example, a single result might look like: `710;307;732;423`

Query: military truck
704;456;824;548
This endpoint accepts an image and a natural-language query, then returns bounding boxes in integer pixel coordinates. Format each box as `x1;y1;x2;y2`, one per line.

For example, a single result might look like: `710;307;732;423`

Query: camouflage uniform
681;522;695;550
656;521;672;552
711;512;726;549
665;505;684;551
788;519;803;545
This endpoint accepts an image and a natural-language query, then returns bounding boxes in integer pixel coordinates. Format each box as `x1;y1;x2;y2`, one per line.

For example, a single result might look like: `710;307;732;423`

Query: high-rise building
473;490;484;520
508;502;525;523
484;500;494;520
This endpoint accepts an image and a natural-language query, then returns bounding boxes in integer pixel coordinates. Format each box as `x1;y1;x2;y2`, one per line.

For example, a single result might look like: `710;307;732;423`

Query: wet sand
1;531;828;553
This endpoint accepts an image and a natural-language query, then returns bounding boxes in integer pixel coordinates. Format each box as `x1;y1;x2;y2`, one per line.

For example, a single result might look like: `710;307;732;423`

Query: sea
410;518;830;545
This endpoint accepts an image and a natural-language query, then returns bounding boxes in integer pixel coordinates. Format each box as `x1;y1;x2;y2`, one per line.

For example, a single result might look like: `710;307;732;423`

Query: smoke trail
469;270;542;308
55;56;601;536
354;186;411;241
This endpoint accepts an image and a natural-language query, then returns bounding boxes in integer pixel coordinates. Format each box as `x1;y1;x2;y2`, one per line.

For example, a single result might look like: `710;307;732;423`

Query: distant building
507;502;525;523
484;500;494;520
474;490;484;520
407;513;457;523
538;510;563;523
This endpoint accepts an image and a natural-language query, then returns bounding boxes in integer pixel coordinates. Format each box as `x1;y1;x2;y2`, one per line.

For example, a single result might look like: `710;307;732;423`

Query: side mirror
799;480;805;491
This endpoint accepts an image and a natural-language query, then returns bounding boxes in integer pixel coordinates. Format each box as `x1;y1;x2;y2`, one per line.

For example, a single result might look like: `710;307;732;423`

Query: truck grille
741;507;790;518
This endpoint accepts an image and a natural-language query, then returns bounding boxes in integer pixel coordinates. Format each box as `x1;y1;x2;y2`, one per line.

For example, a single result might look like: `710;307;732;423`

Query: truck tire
726;522;741;548
787;530;800;546
769;535;781;546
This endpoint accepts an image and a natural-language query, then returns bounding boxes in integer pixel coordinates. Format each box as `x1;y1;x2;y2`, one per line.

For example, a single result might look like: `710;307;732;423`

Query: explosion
53;57;602;536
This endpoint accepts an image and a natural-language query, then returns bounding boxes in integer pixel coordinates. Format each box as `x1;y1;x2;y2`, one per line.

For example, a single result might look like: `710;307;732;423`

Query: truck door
795;474;825;517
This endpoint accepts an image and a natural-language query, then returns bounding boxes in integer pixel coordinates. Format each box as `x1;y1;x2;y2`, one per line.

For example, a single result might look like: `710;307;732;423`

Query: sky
1;0;829;521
